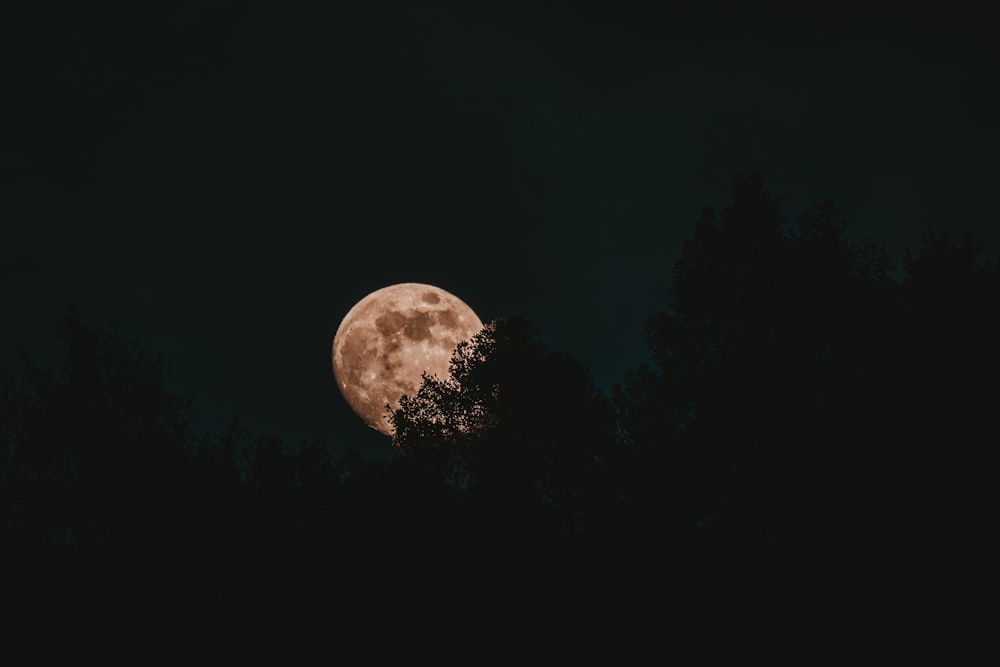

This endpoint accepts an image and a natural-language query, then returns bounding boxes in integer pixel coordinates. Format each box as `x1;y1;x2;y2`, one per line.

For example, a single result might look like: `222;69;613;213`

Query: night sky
6;0;998;459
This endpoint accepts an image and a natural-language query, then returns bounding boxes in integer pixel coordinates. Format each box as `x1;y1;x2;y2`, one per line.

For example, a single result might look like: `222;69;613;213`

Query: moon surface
332;283;484;436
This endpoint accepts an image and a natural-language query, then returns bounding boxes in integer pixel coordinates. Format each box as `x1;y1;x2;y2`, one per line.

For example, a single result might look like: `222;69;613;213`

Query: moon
332;283;484;436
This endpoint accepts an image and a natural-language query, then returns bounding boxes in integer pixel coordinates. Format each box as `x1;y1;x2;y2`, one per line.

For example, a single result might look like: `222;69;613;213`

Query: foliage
391;316;617;511
615;173;998;554
1;305;196;552
4;176;998;649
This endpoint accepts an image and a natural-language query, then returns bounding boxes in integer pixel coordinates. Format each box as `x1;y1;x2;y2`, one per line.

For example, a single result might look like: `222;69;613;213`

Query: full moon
332;283;484;436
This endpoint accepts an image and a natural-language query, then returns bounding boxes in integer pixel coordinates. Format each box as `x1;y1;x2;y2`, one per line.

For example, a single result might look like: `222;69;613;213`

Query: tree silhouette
0;306;351;648
389;315;621;594
1;305;202;647
618;175;886;549
895;228;999;549
615;173;999;563
1;305;197;550
5;176;997;648
392;316;616;505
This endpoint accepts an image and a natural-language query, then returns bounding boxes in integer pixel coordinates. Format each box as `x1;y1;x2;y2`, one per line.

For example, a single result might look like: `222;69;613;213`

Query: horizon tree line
2;173;996;647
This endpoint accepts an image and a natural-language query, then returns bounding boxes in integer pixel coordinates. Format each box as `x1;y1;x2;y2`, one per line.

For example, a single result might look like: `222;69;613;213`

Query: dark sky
5;0;998;458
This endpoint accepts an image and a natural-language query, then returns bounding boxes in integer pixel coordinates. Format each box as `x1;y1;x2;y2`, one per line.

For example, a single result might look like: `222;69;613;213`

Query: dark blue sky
5;0;998;457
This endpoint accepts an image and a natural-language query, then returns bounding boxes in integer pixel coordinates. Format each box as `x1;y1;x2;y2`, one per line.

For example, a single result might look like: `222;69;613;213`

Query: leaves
391;316;617;507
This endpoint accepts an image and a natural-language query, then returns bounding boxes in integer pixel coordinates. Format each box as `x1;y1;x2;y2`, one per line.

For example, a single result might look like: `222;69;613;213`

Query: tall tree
1;305;197;553
615;174;906;550
391;316;617;517
0;305;203;647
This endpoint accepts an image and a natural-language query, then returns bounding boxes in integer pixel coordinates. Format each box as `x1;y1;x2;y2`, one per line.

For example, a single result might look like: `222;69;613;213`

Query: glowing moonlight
332;283;484;436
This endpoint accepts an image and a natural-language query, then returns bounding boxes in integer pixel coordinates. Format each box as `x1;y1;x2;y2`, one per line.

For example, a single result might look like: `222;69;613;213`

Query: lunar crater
402;310;434;341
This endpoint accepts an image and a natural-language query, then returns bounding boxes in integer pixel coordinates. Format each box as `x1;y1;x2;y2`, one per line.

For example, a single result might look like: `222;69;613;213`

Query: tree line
3;173;996;649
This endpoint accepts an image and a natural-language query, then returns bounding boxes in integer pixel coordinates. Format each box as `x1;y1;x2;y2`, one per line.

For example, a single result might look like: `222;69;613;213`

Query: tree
0;305;205;647
1;305;198;553
391;316;617;515
894;228;999;546
615;173;908;551
0;306;378;649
